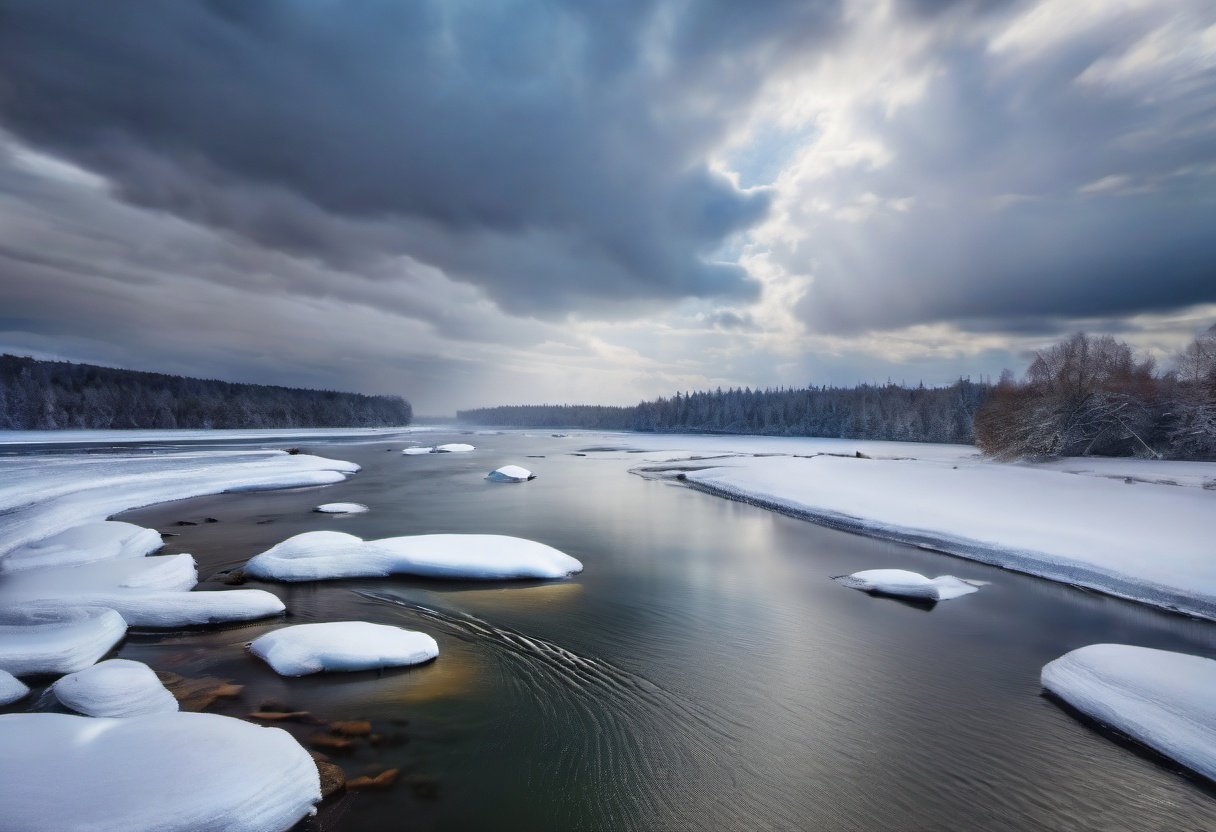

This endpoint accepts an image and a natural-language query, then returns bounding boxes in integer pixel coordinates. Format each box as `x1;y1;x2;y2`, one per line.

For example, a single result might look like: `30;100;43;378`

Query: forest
0;355;412;430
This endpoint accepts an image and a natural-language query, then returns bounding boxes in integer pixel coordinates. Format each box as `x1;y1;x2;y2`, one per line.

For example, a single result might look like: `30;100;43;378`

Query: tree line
0;355;412;430
459;379;990;444
975;327;1216;460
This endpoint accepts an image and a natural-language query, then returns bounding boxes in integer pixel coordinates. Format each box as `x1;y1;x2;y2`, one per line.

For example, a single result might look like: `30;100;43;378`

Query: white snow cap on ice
244;531;583;582
0;669;29;705
52;658;178;717
314;502;369;514
0;711;321;832
1041;644;1216;784
0;521;163;575
487;465;535;483
0;606;126;676
250;622;439;676
433;443;475;453
401;447;433;455
834;569;980;601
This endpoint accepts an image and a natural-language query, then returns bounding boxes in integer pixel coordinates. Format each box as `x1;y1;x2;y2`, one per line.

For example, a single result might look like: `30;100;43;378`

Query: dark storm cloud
788;2;1216;335
0;0;840;313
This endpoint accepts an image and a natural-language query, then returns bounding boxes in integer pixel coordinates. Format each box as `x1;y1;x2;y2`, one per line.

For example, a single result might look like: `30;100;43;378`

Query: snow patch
486;465;534;483
52;659;178;717
1041;644;1216;784
0;669;29;705
250;622;439;676
433;443;475;453
0;711;321;832
834;569;980;601
0;521;163;575
245;531;583;582
0;606;127;676
401;447;433;455
314;502;369;514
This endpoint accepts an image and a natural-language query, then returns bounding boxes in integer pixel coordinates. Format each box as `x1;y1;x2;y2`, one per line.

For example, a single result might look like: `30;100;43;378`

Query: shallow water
17;431;1216;830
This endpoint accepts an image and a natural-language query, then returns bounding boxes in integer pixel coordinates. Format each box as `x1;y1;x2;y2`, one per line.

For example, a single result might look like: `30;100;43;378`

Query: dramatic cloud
0;0;1213;412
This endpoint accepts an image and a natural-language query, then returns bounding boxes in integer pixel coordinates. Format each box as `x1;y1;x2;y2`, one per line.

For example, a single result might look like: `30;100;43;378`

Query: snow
486;465;534;483
0;449;360;565
250;622;439;676
0;426;417;446
0;552;286;627
1041;644;1216;783
433;443;475;453
834;569;980;601
314;502;369;514
0;669;29;705
52;659;178;717
0;606;127;676
0;521;163;575
402;446;433;455
680;454;1216;620
245;530;583;582
0;711;321;832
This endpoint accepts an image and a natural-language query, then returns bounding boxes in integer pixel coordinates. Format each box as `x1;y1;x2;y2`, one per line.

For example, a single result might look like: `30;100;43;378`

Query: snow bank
1041;644;1216;783
52;659;178;717
245;531;583;582
433;443;475;453
0;553;285;627
0;711;321;832
0;449;360;566
0;607;126;676
486;465;534;483
683;455;1216;620
314;502;369;514
402;447;433;455
834;569;979;601
0;521;163;575
0;669;29;705
250;622;438;676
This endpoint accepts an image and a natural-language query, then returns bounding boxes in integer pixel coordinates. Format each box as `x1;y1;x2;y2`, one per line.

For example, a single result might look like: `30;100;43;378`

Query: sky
0;0;1214;415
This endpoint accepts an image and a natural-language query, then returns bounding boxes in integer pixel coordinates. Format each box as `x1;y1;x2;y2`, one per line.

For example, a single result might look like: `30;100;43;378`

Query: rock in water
833;569;979;602
314;502;369;514
0;606;127;676
250;622;439;676
486;465;535;483
52;659;179;718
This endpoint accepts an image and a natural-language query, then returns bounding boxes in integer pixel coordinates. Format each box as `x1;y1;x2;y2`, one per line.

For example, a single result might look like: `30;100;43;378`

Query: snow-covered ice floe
0;551;285;627
0;669;29;705
245;531;583;581
402;446;434;455
486;465;535;483
433;443;475;453
0;521;163;575
1041;644;1216;783
250;622;439;676
52;658;178;717
0;606;127;676
679;454;1216;620
0;711;321;832
314;502;369;514
834;569;979;601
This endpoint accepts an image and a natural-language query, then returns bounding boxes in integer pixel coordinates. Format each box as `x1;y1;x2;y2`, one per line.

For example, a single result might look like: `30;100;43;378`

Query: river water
22;431;1216;831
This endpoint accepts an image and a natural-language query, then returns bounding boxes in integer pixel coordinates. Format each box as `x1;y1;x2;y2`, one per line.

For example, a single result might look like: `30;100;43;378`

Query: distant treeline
459;380;990;444
0;355;412;430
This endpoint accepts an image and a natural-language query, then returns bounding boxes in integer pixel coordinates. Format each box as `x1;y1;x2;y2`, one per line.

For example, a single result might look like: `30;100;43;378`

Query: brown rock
316;761;346;799
155;670;244;712
308;733;357;753
347;769;399;791
249;710;313;722
330;720;371;737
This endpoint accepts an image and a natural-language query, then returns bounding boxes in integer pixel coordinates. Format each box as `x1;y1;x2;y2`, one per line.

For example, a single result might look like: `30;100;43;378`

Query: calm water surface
31;432;1216;830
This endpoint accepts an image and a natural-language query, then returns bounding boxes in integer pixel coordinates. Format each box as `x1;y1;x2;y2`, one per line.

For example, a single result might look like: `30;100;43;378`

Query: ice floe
250;622;439;676
0;520;164;575
834;569;980;601
433;443;475;453
1041;644;1216;783
0;606;127;676
0;669;29;705
52;659;178;717
401;446;433;455
314;502;369;514
486;465;535;483
0;711;321;832
245;531;583;581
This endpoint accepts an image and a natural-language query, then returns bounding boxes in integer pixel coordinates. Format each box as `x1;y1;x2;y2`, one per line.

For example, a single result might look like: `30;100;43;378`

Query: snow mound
76;590;286;628
433;443;475;453
0;669;29;705
0;606;127;676
0;711;321;832
486;465;535;483
401;447;433;455
314;502;369;514
0;521;163;575
834;569;980;601
245;531;583;582
52;659;178;717
250;622;439;676
1041;644;1216;783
